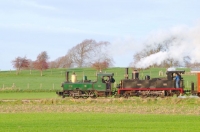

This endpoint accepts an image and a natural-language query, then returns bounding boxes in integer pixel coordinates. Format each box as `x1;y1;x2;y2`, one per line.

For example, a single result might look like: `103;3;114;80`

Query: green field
0;113;200;132
0;67;199;132
0;67;197;91
1;94;200;132
0;92;57;99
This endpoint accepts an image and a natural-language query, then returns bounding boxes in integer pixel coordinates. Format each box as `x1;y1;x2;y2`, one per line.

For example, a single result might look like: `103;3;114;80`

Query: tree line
13;38;198;75
12;39;113;76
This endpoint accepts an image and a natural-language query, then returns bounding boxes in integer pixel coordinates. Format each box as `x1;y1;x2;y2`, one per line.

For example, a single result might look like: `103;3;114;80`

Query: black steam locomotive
117;68;185;98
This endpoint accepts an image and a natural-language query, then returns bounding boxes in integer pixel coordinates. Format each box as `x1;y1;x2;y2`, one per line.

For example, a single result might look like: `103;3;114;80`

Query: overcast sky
0;0;200;70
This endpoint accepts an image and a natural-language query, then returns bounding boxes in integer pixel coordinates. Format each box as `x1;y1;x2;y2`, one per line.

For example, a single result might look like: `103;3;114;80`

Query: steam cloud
134;24;200;68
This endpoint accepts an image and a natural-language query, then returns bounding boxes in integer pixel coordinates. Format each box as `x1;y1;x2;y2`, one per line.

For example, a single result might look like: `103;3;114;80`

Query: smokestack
125;68;129;79
132;70;139;79
66;71;69;82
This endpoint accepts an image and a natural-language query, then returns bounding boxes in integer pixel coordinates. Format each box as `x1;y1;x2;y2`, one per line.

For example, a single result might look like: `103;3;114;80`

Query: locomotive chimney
66;71;69;82
125;68;129;79
132;70;139;79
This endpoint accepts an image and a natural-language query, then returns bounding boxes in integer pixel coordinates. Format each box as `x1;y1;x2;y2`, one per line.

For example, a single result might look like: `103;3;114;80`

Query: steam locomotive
117;68;185;98
56;68;197;98
56;71;116;98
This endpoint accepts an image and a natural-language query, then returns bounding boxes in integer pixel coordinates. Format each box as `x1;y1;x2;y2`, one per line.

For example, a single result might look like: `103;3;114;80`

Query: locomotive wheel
82;96;89;99
62;91;68;98
139;92;148;98
90;91;97;99
123;93;129;98
91;95;97;99
73;96;79;99
165;91;171;96
82;94;89;99
175;91;180;97
81;91;89;99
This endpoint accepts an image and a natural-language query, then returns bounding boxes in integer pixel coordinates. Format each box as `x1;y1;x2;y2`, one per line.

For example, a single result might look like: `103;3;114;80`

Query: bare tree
51;39;112;68
69;39;110;67
48;61;57;69
33;51;49;76
27;59;34;74
48;54;73;69
90;46;114;71
12;56;29;75
56;55;73;68
91;58;113;71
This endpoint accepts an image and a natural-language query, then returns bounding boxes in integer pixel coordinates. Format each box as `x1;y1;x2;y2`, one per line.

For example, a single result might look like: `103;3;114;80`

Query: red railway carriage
191;70;200;96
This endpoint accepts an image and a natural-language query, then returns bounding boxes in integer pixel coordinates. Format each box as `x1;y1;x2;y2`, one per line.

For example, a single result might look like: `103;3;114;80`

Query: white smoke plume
134;24;200;68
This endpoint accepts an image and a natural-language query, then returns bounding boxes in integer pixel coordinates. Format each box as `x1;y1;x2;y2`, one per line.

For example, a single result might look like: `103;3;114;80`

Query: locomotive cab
166;70;185;88
96;73;115;91
166;70;185;81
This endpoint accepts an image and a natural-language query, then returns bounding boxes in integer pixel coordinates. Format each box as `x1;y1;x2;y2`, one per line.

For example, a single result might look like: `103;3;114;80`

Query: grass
0;92;57;99
1;97;200;115
0;113;200;132
0;67;199;132
0;69;66;90
0;67;197;91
